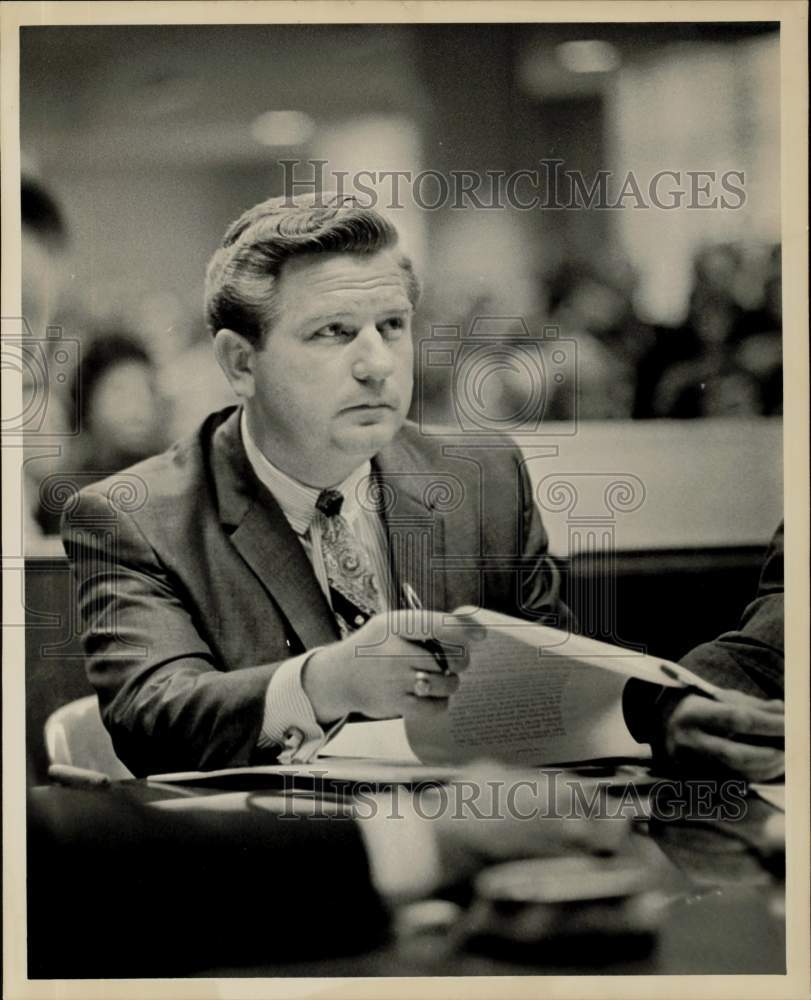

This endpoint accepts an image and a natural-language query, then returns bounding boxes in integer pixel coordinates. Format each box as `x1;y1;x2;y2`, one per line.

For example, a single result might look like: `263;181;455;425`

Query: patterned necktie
315;488;381;637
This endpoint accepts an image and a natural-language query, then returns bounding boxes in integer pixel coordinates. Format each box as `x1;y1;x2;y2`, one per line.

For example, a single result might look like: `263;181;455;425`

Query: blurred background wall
20;21;782;548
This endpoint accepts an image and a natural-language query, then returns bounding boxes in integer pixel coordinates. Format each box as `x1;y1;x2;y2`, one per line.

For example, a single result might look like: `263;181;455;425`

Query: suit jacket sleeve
624;523;785;744
62;490;282;776
515;454;574;630
677;522;784;697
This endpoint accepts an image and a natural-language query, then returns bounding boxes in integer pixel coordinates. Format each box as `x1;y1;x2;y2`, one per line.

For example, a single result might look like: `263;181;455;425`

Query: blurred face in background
555;277;629;339
22;232;60;339
86;360;164;460
694;298;736;346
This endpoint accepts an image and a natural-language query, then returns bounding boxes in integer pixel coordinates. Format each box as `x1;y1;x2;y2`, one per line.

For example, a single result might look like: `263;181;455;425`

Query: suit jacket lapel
374;434;448;612
210;408;339;650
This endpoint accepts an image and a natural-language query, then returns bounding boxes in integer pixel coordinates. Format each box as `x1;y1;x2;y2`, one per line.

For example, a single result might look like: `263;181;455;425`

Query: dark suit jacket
63;406;568;776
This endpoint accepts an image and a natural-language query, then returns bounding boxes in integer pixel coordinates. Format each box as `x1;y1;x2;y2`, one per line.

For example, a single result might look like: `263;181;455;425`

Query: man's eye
378;317;405;336
314;323;353;339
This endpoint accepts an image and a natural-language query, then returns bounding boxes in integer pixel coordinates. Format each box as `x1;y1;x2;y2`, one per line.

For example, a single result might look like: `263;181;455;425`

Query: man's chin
335;417;402;456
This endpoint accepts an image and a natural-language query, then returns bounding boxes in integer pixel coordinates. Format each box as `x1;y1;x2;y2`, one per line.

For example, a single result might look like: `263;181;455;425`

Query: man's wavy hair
205;192;421;346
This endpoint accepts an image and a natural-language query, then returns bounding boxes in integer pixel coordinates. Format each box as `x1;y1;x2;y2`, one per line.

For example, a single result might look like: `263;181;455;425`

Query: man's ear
213;328;256;400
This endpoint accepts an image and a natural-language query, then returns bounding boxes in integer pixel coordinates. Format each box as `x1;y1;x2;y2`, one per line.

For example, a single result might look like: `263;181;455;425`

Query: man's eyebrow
299;305;412;328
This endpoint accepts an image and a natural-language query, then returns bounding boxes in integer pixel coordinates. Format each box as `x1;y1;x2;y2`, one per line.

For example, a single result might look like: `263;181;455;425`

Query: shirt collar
240;410;372;536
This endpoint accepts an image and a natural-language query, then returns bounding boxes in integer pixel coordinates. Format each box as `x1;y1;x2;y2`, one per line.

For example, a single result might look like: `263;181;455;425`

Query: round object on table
396;899;463;937
462;855;663;961
475;854;653;904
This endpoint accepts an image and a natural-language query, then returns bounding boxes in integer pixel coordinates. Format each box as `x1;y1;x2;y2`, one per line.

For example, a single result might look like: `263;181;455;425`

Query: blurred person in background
542;260;650;420
72;333;167;471
20;174;70;544
733;251;782;416
649;286;760;418
36;332;169;534
21;175;67;343
635;242;782;418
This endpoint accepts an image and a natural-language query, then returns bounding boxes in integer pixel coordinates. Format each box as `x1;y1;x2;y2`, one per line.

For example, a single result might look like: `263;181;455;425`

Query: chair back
44;695;133;781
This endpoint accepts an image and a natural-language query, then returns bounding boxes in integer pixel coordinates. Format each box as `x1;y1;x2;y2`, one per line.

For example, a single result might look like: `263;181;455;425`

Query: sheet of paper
319;717;420;762
147;758;460;787
405;613;649;766
750;783;785;811
466;609;692;688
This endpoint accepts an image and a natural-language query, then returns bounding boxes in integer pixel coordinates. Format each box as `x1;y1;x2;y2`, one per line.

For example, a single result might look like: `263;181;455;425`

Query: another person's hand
662;689;784;781
303;609;482;723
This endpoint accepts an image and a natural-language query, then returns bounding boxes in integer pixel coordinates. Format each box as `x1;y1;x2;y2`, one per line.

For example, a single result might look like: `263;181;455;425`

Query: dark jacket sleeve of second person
624;523;785;745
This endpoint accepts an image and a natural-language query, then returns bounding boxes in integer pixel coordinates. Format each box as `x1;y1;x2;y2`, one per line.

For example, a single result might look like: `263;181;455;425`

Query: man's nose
351;325;395;382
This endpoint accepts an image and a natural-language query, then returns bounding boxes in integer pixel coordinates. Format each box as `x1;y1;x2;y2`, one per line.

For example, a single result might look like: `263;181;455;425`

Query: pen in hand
401;582;450;673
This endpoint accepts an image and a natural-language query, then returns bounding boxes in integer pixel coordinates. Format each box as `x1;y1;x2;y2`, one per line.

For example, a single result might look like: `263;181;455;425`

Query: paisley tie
316;488;381;637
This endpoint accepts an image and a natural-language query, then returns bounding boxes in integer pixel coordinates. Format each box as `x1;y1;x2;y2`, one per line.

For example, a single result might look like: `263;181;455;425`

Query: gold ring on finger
413;670;433;698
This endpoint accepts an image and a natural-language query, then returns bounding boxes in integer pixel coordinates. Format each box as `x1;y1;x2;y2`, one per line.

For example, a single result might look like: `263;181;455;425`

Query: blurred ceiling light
251;110;315;147
556;40;621;74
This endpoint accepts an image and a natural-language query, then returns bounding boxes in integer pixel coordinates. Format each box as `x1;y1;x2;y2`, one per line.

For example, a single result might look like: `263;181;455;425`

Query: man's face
246;249;414;486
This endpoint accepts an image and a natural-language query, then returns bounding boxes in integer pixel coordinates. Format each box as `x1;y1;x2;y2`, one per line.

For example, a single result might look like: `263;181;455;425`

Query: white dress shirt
241;413;393;762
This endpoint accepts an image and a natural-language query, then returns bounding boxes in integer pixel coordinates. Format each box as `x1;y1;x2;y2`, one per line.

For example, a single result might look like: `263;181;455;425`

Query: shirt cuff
257;651;334;763
355;793;443;904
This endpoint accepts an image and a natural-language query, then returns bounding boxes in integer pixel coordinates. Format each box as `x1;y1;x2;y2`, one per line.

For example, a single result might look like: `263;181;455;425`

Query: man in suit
63;192;782;782
62;192;568;778
38;189;628;978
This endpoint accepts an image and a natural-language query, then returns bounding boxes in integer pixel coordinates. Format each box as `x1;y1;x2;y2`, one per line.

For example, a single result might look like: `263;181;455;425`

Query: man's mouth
342;402;396;412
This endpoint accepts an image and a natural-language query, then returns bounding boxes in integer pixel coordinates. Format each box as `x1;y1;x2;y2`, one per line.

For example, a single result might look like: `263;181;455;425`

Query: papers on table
147;758;462;789
320;717;419;762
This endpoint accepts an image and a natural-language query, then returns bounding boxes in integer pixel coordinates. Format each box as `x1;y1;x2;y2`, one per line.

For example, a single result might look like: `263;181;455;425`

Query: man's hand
662;689;784;781
302;609;483;723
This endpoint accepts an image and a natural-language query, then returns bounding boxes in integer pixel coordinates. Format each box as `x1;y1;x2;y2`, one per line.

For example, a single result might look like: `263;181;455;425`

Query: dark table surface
81;768;785;978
